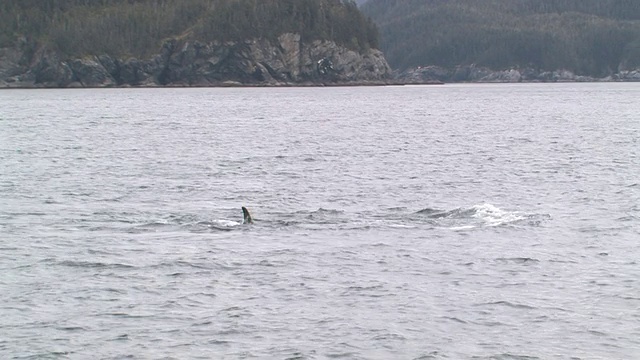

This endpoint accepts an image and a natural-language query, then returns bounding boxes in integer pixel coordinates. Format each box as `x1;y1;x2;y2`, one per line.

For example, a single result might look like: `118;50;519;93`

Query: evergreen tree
0;0;380;57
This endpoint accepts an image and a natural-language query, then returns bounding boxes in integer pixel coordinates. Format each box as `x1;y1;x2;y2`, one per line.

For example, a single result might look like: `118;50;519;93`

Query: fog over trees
362;0;640;76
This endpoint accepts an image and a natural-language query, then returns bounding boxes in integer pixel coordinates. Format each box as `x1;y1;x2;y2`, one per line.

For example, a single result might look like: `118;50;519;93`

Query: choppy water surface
1;84;639;359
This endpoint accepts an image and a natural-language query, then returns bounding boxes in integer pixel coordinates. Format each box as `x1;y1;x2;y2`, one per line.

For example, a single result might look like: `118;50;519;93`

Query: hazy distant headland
0;0;391;88
362;0;640;83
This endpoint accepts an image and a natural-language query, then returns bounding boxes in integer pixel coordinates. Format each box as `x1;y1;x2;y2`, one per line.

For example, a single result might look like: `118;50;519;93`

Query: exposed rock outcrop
0;48;24;81
68;58;116;87
0;33;391;88
0;44;36;88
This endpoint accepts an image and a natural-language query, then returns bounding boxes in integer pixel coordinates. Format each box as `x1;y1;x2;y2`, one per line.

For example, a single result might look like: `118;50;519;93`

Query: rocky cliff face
0;33;391;88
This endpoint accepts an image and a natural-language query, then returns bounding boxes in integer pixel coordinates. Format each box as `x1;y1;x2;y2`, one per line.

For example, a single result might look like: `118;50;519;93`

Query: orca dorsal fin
242;206;253;224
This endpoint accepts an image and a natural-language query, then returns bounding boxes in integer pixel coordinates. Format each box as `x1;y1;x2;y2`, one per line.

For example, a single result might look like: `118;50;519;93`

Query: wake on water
116;204;549;233
416;203;548;230
178;203;550;231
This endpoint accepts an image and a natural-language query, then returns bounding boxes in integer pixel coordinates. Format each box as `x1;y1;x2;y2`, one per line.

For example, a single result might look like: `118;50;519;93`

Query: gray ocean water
1;83;639;360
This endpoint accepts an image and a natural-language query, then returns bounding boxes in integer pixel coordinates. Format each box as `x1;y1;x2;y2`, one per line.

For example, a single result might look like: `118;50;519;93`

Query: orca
242;206;253;224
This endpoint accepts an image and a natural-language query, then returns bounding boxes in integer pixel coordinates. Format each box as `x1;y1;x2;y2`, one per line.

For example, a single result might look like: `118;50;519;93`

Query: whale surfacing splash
242;206;253;224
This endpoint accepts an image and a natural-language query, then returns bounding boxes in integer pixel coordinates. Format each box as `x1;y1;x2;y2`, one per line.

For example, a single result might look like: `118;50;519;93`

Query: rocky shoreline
4;35;640;88
397;65;640;83
0;33;392;88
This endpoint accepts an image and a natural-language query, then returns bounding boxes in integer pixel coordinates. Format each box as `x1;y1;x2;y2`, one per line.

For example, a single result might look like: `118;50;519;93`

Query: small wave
344;285;384;291
57;260;137;269
255;260;278;267
495;257;540;264
587;329;608;336
442;316;468;324
548;258;578;264
307;208;345;216
126;222;178;233
0;247;19;251
450;225;475;231
284;352;308;360
208;339;232;345
102;287;127;294
386;223;416;229
371;332;407;341
97;195;126;203
476;300;535;310
282;208;351;226
103;313;153;319
473;354;541;360
340;284;387;297
371;242;391;247
6;211;48;216
616;215;638;222
109;334;130;341
22;351;73;359
326;351;358;359
56;326;86;331
385;206;409;213
148;260;213;270
218;306;253;319
413;352;440;360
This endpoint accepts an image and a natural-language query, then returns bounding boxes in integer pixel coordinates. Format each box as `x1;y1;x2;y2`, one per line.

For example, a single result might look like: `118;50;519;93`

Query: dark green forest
362;0;640;76
0;0;378;57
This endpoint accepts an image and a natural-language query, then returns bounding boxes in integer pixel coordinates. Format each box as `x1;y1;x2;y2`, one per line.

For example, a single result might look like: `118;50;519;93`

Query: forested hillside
362;0;640;76
1;0;390;87
0;0;378;57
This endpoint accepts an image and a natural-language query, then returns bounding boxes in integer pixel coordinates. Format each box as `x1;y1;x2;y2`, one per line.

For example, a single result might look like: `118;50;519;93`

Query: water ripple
2;84;638;359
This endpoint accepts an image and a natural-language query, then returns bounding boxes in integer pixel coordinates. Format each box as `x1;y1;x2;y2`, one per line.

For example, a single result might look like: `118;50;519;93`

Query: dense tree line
194;0;378;49
362;0;640;76
0;0;378;57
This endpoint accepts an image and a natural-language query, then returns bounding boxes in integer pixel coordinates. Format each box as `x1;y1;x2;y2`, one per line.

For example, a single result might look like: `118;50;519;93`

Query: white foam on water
471;203;527;227
388;223;417;229
210;219;242;228
450;225;476;231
